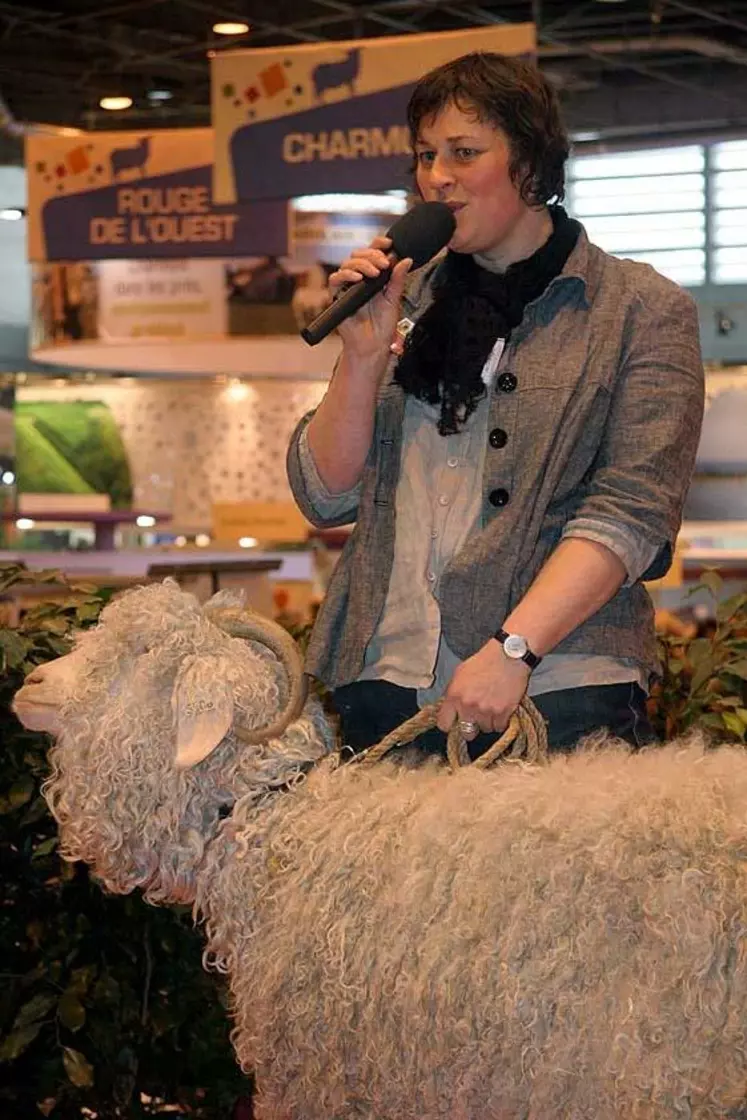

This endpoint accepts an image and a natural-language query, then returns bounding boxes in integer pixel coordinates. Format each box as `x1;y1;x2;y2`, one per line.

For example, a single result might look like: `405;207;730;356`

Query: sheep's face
12;645;85;734
12;580;325;905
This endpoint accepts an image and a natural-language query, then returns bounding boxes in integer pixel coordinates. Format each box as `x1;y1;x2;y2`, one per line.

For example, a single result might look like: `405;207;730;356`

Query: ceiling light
0;208;23;221
16;518;35;530
1;470;15;485
136;515;156;528
238;536;257;548
99;95;133;111
212;20;250;35
147;89;173;102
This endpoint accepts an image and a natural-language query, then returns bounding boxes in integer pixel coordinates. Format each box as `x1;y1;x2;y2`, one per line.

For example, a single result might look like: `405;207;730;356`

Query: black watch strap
494;628;543;670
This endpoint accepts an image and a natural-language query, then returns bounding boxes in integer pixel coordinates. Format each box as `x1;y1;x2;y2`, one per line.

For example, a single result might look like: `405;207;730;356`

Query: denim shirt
287;228;705;689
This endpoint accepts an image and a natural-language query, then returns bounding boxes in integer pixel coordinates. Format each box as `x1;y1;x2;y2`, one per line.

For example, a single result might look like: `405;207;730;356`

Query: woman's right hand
330;235;412;363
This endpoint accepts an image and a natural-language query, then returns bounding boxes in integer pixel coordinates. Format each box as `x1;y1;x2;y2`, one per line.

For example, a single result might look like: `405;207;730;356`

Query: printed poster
211;23;536;203
26;127;289;262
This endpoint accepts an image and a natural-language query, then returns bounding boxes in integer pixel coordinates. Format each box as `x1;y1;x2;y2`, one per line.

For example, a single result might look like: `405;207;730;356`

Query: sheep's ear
172;657;234;770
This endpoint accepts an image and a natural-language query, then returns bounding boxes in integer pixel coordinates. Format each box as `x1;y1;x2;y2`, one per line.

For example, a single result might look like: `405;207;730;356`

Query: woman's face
414;100;533;258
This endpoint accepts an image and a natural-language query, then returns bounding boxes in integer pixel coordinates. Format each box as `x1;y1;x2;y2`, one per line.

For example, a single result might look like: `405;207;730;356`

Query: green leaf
700;713;728;732
32;837;58;860
13;992;57;1029
2;776;35;813
0;1022;45;1061
0;629;33;669
31;617;69;636
690;659;716;695
57;992;86;1032
722;712;747;739
62;1046;94;1087
68;965;96;996
75;601;102;623
724;660;747;682
717;591;747;622
698;569;723;600
20;796;51;827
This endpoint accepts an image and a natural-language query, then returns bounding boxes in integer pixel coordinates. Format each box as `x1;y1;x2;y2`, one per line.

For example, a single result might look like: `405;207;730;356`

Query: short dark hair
407;52;569;206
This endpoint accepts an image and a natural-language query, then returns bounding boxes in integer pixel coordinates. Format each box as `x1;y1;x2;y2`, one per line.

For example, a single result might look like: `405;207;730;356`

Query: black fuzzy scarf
393;206;581;435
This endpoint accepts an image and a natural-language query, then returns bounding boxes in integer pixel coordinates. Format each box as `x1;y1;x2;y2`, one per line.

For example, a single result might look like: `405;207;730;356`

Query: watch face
503;633;528;659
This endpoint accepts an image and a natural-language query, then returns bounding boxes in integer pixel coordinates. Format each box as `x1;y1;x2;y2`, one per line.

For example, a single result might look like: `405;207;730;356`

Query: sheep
110;135;151;180
12;579;747;1120
311;47;361;101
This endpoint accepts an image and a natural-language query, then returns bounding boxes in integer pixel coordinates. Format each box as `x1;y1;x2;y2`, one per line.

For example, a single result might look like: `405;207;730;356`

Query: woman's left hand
437;640;531;738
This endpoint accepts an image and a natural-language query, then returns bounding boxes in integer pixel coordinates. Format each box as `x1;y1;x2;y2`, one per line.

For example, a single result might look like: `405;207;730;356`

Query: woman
286;51;704;757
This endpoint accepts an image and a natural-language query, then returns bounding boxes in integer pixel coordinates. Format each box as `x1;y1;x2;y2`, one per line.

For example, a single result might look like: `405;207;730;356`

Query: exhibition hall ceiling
0;0;746;142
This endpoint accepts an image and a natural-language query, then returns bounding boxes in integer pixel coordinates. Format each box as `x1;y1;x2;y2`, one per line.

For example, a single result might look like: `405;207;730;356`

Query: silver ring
458;719;479;737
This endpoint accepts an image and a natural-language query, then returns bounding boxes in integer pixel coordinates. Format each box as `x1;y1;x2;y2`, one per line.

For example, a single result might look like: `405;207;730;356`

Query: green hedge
0;566;245;1118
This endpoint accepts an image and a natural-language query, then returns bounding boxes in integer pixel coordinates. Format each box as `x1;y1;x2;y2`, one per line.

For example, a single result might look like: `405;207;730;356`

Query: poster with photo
30;196;406;346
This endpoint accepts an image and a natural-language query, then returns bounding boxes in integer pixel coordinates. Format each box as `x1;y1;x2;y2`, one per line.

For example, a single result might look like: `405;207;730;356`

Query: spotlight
99;96;133;111
212;20;249;34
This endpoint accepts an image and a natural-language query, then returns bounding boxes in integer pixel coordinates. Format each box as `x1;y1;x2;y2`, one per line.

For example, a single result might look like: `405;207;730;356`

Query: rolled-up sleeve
567;283;704;582
286;411;361;527
561;516;660;585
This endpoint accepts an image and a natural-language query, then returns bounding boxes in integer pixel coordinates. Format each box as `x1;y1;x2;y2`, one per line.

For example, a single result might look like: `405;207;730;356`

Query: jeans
331;679;656;759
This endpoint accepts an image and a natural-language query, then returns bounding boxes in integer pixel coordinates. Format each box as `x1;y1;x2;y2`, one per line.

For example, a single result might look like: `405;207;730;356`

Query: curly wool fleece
43;580;335;905
38;582;747;1120
197;740;747;1120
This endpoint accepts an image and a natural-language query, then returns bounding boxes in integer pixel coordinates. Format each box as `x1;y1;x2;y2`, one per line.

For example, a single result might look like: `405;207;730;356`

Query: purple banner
41;165;288;261
230;84;415;202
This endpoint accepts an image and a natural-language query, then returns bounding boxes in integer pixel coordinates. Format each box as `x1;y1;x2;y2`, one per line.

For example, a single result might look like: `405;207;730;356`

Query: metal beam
437;3;747;113
663;0;747;39
0;2;204;74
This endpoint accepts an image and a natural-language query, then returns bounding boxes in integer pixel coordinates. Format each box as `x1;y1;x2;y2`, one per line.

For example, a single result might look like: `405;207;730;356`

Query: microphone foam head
387;201;456;269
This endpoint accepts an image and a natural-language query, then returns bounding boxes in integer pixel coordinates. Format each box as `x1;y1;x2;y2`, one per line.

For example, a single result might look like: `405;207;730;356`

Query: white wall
0;166;30;359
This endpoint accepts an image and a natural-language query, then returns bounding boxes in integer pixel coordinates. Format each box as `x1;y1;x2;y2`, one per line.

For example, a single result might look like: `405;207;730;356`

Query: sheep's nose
25;668;46;684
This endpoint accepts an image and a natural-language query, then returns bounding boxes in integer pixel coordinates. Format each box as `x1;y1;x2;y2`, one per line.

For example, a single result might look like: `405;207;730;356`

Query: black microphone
300;201;456;347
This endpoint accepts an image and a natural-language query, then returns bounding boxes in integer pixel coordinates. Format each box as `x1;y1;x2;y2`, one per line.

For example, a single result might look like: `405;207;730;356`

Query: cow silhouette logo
311;48;361;102
110;136;151;180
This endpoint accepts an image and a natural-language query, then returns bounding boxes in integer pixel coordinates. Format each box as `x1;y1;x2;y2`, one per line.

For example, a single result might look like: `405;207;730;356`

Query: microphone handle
300;260;394;346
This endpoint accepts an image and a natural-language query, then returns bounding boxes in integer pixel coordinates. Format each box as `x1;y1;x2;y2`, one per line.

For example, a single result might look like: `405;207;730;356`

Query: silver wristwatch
493;628;542;670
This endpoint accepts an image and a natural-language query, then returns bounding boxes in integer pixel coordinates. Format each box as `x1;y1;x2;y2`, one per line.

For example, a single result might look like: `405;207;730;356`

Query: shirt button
431;529;438;539
438;494;449;506
447;456;459;468
488;487;510;508
496;372;517;393
489;427;508;449
427;571;436;582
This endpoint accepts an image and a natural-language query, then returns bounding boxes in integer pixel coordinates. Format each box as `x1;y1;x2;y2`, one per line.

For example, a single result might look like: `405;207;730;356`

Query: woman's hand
330;235;412;362
437;640;531;739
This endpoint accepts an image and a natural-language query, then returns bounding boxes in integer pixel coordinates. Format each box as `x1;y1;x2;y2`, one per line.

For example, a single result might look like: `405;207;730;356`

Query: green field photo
15;401;133;509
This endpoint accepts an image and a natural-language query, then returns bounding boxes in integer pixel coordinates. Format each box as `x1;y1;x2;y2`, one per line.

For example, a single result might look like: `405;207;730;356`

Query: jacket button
489;427;507;449
496;372;517;393
488;488;510;508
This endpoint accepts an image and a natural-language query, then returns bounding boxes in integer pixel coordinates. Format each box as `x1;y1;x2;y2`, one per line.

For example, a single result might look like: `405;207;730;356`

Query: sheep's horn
210;608;308;744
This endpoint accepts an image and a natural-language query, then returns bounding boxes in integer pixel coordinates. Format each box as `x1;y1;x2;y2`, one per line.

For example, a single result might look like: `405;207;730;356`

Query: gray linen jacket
287;228;705;689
